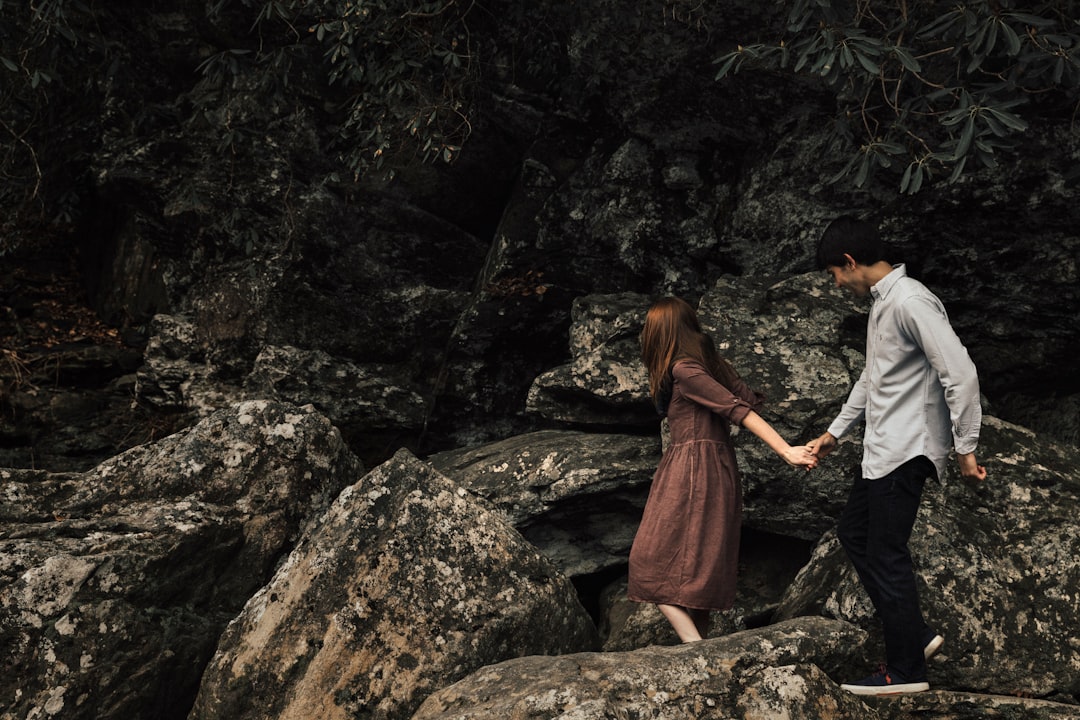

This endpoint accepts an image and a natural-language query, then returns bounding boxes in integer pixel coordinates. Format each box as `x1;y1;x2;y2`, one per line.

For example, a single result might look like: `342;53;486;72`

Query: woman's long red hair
639;297;739;409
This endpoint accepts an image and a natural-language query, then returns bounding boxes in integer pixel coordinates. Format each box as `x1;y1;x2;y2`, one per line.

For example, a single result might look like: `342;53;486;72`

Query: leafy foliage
194;0;726;181
0;0;105;254
715;0;1080;193
197;0;483;181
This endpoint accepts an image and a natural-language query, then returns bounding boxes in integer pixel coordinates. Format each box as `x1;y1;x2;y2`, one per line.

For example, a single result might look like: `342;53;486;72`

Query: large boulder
189;449;597;720
413;616;875;719
0;400;361;720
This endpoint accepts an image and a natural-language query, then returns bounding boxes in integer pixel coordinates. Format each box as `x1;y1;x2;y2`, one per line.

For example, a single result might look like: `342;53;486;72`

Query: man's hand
957;452;987;482
808;432;838;459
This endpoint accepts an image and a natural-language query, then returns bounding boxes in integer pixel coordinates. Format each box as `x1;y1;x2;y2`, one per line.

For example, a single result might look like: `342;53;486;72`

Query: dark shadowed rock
189;449;597;720
871;691;1080;719
428;429;660;577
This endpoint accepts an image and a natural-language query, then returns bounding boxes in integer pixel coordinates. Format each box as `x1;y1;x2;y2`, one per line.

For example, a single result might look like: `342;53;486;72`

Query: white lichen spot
997;452;1025;466
55;615;77;636
182;459;206;476
43;686;65;715
1009;483;1032;503
269;423;296;440
223;442;255;468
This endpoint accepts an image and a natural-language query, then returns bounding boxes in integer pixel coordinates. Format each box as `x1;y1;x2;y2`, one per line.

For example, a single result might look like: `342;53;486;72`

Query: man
809;216;987;696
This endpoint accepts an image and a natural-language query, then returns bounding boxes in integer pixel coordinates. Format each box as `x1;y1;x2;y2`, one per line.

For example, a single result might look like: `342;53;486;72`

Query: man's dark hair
816;216;887;269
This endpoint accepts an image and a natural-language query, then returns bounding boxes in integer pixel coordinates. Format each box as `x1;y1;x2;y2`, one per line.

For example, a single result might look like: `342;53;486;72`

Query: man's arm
902;296;986;481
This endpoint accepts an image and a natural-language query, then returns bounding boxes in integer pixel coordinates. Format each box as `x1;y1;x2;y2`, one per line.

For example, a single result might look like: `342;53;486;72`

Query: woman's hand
783;445;818;471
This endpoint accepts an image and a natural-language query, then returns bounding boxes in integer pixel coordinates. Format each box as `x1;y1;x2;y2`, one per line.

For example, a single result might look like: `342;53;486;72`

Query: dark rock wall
3;1;1077;469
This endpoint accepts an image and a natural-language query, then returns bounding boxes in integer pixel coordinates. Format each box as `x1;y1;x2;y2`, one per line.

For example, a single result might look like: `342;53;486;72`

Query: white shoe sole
924;634;945;659
841;681;930;696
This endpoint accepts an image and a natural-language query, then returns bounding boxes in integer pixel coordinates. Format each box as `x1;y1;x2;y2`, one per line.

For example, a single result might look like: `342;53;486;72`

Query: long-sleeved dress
627;359;763;611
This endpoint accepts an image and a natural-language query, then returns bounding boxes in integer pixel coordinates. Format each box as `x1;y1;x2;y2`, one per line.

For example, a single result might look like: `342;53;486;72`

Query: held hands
779;431;836;474
783;445;818;471
807;431;837;459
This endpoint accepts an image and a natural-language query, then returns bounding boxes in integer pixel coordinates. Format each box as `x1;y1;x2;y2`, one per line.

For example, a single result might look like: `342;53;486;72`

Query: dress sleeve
672;360;761;425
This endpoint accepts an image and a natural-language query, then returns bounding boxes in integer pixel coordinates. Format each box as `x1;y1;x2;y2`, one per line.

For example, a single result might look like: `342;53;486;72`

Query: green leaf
1001;22;1022;56
917;10;963;40
954;115;976;159
854;49;880;74
0;56;17;72
985;106;1029;132
982;112;1007;137
948;155;969;184
1005;13;1056;29
900;163;913;193
907;164;924;194
854;152;870;187
713;53;741;79
892;46;922;73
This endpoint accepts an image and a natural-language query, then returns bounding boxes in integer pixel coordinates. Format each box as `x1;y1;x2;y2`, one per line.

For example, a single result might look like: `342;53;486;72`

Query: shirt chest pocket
875;324;918;357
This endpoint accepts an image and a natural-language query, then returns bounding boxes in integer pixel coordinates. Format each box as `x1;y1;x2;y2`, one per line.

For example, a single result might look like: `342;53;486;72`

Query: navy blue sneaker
841;665;929;696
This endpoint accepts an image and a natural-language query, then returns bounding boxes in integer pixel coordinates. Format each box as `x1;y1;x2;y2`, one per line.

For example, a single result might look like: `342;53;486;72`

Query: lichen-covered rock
776;417;1080;701
134;313;244;418
412;616;876;719
189;449;598;720
527;292;655;427
0;400;362;720
244;345;425;431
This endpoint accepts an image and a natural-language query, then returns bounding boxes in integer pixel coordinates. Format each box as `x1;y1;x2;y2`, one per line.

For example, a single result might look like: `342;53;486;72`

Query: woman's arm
741;410;818;469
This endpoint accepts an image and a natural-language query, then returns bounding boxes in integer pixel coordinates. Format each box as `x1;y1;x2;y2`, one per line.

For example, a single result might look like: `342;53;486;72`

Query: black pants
837;456;935;681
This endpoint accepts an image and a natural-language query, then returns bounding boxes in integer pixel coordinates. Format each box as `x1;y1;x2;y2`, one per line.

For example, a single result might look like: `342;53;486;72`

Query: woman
629;296;817;642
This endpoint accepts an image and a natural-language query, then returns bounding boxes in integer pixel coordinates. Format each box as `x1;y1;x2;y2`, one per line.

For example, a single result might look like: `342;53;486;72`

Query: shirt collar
870;263;907;302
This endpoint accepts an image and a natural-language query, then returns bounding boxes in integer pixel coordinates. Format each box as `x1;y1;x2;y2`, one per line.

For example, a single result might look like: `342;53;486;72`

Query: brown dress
628;359;763;611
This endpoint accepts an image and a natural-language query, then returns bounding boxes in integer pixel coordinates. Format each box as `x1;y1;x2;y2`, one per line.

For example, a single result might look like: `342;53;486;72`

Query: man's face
826;262;870;298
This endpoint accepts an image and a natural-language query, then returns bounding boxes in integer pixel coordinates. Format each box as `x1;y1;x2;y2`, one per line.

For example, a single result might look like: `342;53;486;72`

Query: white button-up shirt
827;264;982;480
